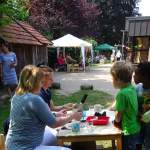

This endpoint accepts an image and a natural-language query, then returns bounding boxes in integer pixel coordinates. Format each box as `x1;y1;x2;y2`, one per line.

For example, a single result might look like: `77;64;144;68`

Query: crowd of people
1;39;150;150
94;50;122;64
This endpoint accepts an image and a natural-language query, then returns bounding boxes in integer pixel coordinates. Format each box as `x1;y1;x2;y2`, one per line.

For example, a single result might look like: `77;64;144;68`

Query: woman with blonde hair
6;65;82;150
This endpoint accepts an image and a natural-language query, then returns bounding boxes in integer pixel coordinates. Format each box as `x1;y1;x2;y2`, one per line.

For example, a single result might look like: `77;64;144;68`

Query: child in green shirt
111;61;140;150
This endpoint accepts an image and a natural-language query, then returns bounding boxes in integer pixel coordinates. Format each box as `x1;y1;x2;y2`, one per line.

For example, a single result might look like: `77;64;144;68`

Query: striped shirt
0;52;18;85
5;93;56;150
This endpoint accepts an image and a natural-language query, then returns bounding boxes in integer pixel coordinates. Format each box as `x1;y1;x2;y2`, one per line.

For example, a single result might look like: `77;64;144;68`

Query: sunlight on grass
52;89;113;110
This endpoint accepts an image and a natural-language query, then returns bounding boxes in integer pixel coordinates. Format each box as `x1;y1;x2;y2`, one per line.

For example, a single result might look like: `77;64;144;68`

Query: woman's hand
64;103;77;110
64;103;74;108
10;62;16;68
72;111;82;121
55;109;67;117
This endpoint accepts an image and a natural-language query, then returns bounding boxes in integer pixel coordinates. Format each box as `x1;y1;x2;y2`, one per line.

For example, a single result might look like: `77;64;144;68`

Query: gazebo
52;34;93;71
95;43;114;51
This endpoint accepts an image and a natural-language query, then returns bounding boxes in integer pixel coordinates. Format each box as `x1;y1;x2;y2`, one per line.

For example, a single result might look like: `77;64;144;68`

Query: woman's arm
50;100;76;111
10;53;17;68
50;100;64;111
32;96;82;128
51;111;82;128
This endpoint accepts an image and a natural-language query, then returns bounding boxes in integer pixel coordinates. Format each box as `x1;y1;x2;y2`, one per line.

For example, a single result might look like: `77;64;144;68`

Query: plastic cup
71;121;80;133
88;105;94;116
94;104;103;113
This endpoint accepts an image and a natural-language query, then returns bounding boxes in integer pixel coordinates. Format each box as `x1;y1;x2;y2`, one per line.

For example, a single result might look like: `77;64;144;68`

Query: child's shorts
122;132;140;150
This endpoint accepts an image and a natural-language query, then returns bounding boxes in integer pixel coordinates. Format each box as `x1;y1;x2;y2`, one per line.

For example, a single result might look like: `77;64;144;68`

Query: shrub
80;84;93;90
52;82;61;89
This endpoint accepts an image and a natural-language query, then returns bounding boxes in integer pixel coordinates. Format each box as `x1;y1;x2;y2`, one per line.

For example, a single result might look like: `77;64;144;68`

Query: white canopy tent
52;34;93;71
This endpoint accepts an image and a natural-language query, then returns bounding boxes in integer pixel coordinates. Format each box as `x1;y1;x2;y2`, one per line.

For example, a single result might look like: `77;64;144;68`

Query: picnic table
57;110;122;150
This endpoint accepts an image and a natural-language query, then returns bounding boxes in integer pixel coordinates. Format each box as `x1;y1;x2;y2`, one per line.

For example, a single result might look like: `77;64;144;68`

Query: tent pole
63;47;65;57
91;46;94;63
57;47;60;57
81;46;86;72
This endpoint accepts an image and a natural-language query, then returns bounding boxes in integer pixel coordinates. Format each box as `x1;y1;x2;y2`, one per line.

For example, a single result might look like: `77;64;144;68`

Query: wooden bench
0;134;5;150
67;64;79;72
67;64;73;72
72;64;80;72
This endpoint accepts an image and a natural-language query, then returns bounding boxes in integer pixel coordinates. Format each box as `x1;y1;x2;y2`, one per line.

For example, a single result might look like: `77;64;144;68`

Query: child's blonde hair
16;65;44;95
111;61;133;83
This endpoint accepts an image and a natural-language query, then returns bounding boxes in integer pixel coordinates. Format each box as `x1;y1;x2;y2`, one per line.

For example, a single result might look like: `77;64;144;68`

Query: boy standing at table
110;61;140;150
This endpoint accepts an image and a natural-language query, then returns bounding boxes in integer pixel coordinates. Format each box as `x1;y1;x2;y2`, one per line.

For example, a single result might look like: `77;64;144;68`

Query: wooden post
57;139;64;146
148;47;150;61
0;134;5;150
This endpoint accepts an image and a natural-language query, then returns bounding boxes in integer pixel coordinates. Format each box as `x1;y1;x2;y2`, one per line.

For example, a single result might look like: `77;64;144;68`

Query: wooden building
125;16;150;63
0;21;52;74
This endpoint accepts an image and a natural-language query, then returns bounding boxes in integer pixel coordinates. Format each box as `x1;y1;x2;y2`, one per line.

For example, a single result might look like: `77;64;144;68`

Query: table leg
116;137;122;150
57;139;64;146
112;140;116;150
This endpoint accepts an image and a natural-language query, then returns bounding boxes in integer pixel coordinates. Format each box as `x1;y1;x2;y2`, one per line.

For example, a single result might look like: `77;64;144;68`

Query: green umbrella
94;43;114;51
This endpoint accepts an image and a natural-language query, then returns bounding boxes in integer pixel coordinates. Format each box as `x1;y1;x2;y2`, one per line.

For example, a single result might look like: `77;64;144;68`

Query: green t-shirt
115;84;141;135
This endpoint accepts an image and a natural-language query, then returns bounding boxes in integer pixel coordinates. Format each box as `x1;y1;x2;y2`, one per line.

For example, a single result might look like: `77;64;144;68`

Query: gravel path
54;64;117;96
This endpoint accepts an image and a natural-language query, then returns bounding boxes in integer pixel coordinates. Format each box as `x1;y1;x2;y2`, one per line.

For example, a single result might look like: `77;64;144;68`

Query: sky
138;0;150;16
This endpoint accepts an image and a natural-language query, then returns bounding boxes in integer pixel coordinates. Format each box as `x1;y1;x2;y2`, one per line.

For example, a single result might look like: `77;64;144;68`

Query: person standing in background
0;40;18;96
115;50;122;61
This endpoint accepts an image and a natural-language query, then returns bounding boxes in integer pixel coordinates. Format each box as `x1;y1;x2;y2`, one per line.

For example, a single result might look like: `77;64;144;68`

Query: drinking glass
88;105;94;116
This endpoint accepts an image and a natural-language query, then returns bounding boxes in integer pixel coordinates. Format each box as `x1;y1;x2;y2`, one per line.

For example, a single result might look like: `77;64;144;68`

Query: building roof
0;21;52;45
125;16;150;36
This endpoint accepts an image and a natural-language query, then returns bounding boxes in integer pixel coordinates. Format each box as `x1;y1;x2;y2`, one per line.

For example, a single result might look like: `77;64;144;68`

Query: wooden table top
57;110;122;138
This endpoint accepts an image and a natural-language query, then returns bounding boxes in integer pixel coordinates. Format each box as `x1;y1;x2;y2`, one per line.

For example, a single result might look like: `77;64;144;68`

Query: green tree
29;0;99;39
89;0;140;44
0;0;29;26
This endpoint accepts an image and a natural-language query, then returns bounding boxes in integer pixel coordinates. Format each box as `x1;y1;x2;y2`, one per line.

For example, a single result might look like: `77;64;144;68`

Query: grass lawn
0;100;10;133
52;89;113;110
0;89;113;133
